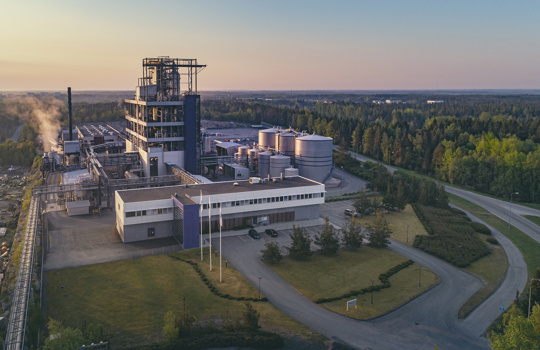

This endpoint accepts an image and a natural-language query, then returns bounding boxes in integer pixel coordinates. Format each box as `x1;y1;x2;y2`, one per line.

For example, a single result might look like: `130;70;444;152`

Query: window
249;199;254;205
288;196;292;200
280;196;284;202
158;208;163;214
126;212;135;217
309;194;313;198
148;227;155;238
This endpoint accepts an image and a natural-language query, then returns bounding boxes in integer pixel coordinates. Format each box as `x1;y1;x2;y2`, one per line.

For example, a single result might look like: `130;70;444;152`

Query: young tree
43;318;85;350
242;302;260;331
287;225;312;260
341;221;363;250
163;311;179;342
367;210;392;248
261;241;283;264
314;217;340;256
354;189;378;216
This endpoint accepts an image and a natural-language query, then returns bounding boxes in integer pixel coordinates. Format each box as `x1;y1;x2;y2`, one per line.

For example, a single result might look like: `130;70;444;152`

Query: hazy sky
1;0;539;91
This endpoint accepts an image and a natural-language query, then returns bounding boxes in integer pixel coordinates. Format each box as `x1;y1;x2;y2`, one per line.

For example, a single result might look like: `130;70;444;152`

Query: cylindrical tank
276;132;296;159
270;155;290;178
248;149;259;159
258;128;278;149
295;134;333;183
258;152;271;179
239;146;249;155
284;167;299;178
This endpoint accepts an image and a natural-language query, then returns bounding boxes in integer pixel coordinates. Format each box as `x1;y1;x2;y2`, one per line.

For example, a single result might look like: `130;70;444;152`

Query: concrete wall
122;220;173;243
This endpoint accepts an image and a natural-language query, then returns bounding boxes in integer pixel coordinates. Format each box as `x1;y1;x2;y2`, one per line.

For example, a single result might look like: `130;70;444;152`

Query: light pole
406;224;409;243
508;192;519;229
258;276;262;300
419;265;422;287
340;166;344;196
528;278;540;318
371;280;374;304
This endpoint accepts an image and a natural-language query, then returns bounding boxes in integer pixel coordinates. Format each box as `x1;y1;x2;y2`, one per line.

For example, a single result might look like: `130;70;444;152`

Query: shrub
471;222;491;235
486;237;499;245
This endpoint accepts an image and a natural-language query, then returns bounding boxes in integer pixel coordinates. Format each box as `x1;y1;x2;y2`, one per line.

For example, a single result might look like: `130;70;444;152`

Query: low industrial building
115;176;324;247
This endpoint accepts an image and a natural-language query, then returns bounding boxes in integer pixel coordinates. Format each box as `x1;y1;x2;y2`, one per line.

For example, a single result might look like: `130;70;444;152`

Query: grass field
524;215;540;226
46;248;327;349
270;248;439;319
354;204;429;246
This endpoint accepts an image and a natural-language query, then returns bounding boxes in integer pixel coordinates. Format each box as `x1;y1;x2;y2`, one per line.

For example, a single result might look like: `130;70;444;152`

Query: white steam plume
5;96;64;152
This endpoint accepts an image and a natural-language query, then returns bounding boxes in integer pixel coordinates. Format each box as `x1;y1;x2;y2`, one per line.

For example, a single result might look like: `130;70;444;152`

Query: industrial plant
36;56;335;244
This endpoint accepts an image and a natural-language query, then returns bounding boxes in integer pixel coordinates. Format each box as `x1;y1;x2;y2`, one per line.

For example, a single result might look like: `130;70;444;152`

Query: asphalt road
218;200;490;349
10;123;25;142
446;186;540;244
325;167;369;197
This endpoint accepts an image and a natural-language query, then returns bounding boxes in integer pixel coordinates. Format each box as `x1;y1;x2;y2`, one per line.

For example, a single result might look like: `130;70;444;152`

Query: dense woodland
202;97;540;203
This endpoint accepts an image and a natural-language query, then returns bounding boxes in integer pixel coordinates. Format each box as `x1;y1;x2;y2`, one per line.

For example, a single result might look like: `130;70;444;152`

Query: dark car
248;228;261;239
265;229;278;237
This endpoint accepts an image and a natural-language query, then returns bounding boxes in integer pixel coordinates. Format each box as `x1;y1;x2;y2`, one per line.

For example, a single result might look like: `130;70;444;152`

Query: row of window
125;207;173;218
201;192;324;210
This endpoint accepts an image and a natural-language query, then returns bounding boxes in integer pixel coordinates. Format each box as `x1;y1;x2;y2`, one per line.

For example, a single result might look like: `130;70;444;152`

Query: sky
1;0;539;91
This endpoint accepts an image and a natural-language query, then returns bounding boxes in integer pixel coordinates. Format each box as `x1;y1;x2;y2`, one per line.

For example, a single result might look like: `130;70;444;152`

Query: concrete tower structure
125;57;206;176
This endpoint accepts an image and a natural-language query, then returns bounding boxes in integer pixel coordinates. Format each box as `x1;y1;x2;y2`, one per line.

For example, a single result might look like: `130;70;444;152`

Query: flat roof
118;176;322;204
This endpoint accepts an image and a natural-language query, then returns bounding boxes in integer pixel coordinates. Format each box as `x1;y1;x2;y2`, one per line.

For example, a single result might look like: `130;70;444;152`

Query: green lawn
46;248;326;349
270;248;439;320
354;204;429;246
524;215;540;226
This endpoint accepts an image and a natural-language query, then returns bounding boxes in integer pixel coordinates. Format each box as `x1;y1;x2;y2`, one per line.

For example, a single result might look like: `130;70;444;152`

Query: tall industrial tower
125;57;206;176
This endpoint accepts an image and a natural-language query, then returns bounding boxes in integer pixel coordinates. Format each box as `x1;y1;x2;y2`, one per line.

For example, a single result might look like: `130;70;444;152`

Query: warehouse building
115;176;324;247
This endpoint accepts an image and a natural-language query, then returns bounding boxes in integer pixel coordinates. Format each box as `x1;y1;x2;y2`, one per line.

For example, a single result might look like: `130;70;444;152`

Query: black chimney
68;87;73;141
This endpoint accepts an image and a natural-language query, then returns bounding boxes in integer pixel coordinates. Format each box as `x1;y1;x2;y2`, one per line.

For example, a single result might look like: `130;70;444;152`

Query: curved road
219;231;490;349
446;186;540;244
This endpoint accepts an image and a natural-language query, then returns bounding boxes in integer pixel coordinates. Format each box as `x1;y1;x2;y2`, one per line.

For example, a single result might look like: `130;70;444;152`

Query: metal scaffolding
4;196;39;350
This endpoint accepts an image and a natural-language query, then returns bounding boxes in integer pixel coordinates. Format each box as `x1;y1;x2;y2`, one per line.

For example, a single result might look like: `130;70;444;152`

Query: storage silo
284;167;299;178
258;128;278;149
270;155;290;178
295;134;333;183
258;152;271;179
276;132;296;160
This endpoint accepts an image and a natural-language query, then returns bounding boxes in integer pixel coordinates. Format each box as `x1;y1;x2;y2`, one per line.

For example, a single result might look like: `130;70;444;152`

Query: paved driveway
44;209;179;270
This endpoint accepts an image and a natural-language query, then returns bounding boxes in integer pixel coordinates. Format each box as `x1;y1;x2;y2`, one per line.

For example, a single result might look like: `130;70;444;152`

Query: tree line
202;97;540;203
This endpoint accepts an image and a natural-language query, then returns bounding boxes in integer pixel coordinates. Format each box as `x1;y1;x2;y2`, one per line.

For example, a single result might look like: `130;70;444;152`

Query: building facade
115;176;325;247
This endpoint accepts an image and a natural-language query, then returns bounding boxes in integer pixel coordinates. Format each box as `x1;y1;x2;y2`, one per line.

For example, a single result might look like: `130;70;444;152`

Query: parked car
344;209;359;217
265;229;278;237
248;228;261;239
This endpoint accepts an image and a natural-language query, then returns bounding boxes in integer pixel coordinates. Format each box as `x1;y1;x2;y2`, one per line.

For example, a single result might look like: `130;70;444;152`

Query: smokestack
68;87;73;141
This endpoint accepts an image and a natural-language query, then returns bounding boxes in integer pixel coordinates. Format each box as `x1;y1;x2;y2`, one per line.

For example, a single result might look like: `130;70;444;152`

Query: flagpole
209;197;212;271
220;204;223;283
199;190;203;261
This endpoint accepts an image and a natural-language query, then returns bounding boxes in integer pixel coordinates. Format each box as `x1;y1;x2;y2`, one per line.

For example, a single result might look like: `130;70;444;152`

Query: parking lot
44;209;179;271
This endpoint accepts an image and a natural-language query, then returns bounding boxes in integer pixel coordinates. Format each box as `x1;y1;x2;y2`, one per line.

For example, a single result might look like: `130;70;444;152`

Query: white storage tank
276;132;296;159
239;146;249;155
270;155;290;178
284;167;299;178
258;152;272;179
295;134;333;183
258;128;278;149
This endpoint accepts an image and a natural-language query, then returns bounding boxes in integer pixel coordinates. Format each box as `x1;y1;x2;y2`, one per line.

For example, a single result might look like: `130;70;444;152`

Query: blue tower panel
182;204;200;249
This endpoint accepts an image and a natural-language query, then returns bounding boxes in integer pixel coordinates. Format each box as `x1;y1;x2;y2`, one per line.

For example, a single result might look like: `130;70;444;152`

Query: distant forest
201;95;540;203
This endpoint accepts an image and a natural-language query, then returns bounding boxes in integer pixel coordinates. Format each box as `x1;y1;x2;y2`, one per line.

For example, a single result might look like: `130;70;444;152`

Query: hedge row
169;331;284;350
134;331;284;350
412;205;490;268
315;260;414;304
471;222;491;235
169;255;268;302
